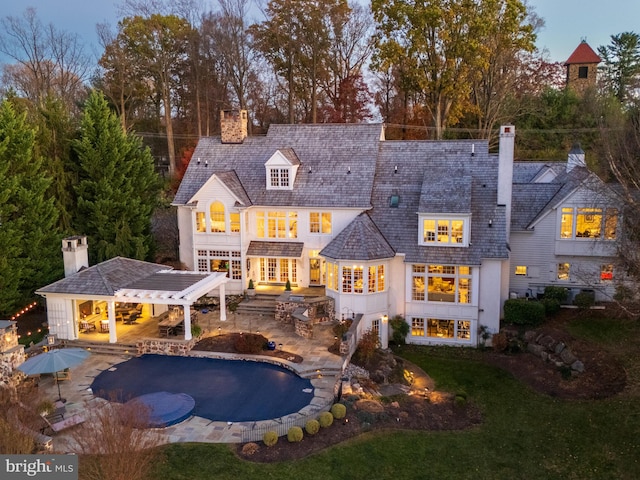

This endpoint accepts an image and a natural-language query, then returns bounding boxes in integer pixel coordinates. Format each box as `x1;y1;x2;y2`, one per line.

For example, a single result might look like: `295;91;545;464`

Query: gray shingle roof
320;213;395;261
36;257;170;296
246;241;304;258
368;140;509;264
174;123;384;208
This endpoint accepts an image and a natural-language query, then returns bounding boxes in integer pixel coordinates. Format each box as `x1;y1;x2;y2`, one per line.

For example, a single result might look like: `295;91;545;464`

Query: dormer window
419;215;470;247
265;149;299;190
269;168;290;188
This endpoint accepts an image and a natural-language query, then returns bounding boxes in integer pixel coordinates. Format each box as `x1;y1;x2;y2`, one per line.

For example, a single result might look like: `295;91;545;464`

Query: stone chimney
498;125;515;242
62;235;88;277
220;110;248;144
567;143;586;172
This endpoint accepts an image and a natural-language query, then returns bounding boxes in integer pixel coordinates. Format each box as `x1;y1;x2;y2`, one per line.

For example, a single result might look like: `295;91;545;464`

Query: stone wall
0;322;25;386
522;330;585;374
220;110;247;144
136;337;197;356
275;294;335;326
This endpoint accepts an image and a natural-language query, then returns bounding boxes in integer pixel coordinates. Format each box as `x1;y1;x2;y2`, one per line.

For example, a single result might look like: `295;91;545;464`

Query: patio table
158;315;183;337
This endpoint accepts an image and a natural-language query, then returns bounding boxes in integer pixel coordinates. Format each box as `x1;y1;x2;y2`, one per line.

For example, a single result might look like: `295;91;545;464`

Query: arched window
210;202;226;233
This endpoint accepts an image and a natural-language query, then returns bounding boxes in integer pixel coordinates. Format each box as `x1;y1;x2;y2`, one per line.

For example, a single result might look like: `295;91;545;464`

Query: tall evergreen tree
0;100;61;315
598;32;640;104
73;91;160;264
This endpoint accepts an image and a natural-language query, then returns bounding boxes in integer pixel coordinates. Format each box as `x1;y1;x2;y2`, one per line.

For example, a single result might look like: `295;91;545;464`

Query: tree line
1;0;640;314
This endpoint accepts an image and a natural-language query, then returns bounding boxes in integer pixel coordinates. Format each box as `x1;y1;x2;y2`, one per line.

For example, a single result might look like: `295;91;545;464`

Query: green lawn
154;315;640;480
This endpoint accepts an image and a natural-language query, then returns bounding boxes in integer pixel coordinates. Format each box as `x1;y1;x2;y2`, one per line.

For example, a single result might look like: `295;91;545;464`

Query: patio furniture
100;320;109;333
54;369;71;383
124;312;139;325
158;315;183;337
41;412;85;435
80;320;96;332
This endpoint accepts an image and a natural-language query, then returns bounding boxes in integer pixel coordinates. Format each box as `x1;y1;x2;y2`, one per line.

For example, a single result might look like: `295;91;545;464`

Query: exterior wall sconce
488;219;493;227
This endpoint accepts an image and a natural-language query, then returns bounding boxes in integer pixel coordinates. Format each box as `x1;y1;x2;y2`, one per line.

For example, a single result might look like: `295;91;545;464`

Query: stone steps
236;296;277;317
70;339;137;356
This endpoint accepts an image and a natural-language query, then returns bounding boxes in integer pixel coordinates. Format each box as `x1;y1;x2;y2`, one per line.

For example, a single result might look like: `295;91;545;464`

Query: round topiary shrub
263;431;278;447
318;411;334;428
305;419;320;435
330;403;347;419
287;426;304;442
241;442;260;456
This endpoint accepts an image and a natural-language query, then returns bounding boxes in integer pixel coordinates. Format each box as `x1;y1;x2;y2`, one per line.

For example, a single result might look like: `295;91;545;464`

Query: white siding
46;297;77;340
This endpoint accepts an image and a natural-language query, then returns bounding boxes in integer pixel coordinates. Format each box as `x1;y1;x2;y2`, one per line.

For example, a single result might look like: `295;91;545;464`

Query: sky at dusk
1;0;639;66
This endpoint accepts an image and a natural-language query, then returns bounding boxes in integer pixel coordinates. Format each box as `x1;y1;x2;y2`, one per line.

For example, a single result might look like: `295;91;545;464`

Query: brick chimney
220;110;248;144
62;235;88;277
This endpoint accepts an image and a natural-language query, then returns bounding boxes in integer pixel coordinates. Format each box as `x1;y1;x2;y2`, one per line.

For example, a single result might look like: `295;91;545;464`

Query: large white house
173;112;520;347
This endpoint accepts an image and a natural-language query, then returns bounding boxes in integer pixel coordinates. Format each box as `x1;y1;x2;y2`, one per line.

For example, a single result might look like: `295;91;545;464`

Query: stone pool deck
37;308;344;449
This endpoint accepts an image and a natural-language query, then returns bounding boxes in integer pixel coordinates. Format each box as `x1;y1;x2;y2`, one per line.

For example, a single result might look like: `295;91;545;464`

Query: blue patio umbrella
18;348;90;401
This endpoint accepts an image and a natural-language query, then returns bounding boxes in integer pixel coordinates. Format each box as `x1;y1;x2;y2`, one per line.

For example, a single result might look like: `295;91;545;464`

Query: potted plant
246;279;256;297
285;279;292;291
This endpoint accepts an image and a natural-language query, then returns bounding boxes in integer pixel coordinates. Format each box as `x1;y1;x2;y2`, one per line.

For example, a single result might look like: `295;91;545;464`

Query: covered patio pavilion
36;257;229;343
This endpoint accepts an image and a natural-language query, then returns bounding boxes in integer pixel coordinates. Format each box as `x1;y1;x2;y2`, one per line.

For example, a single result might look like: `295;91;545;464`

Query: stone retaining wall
519;330;585;374
136;337;197;356
275;294;335;326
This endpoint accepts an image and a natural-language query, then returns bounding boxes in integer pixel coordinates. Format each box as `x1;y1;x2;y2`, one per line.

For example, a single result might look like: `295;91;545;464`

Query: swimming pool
90;354;315;423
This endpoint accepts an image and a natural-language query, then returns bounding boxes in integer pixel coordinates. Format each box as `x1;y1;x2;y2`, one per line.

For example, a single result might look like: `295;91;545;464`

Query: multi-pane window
257;211;298;238
600;264;613;282
411;318;425;336
560;207;617;240
209;202;226;233
342;267;352;293
196;250;241;278
422;218;466;245
310;212;332;234
557;263;570;280
426;319;471;340
371;319;380;336
354;267;364;293
411;264;472;304
377;265;385;291
259;257;297;284
515;266;527;276
269;168;290;188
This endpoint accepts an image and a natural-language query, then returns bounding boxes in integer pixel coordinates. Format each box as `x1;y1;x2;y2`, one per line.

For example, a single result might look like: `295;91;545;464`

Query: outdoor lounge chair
54;369;71;383
41;412;85;435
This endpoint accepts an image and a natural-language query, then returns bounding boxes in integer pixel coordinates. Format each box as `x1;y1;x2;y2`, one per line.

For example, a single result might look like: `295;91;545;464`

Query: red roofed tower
565;40;601;93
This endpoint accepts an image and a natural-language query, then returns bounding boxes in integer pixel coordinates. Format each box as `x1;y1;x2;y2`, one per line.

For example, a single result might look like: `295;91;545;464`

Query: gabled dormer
265;148;300;190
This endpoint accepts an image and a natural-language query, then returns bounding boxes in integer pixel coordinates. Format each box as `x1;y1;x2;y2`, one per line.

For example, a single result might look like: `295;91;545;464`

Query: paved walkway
38;309;344;450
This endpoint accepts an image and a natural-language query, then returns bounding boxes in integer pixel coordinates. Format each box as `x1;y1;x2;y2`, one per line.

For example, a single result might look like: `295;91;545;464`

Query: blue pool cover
127;391;195;427
91;355;315;422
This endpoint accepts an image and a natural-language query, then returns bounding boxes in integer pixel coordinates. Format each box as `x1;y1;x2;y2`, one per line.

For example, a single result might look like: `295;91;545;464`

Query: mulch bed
194;333;303;363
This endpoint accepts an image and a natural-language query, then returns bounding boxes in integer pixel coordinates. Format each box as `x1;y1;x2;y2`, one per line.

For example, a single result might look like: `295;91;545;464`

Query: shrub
248;279;255;289
330;403;347;419
191;324;202;338
262;431;278;447
389;315;410;345
285;279;292;291
503;299;545;326
614;285;633;302
544;286;569;303
305;419;320;435
574;291;595;309
353;330;380;364
541;298;561;316
241;442;259;456
318;411;334;428
287;426;304;442
454;395;467;407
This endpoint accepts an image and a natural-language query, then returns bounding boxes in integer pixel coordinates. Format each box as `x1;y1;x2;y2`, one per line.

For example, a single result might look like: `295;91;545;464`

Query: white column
380;315;389;350
108;300;117;343
184;306;192;341
219;283;227;321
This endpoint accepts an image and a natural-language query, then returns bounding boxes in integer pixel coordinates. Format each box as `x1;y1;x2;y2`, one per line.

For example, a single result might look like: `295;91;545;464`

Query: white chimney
498;125;515;242
567;143;586;172
62;235;88;277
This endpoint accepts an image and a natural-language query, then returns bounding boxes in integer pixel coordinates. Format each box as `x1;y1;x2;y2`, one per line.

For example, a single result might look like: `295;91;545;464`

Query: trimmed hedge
287;426;304;443
544;286;568;302
574;291;595;309
262;431;278;447
330;403;347;420
305;419;320;435
503;299;545;326
318;411;334;428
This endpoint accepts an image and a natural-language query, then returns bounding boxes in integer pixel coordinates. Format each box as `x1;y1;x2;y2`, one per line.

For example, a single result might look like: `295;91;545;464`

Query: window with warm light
515;265;527;276
310;212;332;234
559;207;617;240
411;264;472;304
195;212;206;232
426;319;471;340
411;317;425;336
230;212;240;233
209;202;226;233
557;263;570;280
421;217;468;246
327;262;385;294
196;250;241;276
257;211;298;238
371;319;380;336
600;264;613;282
